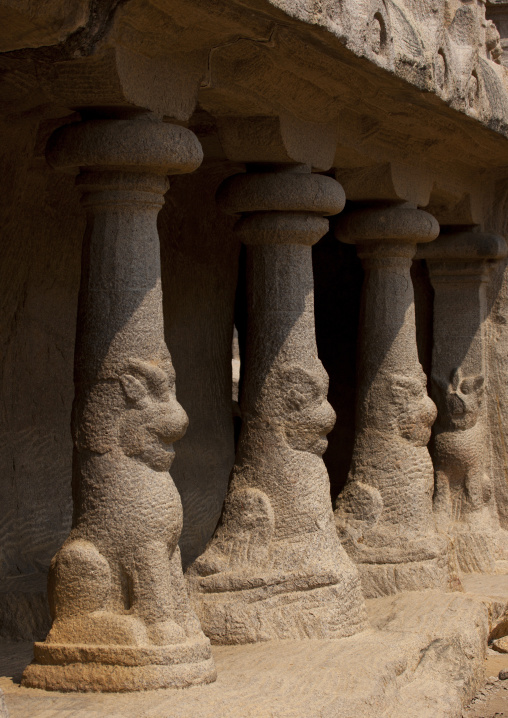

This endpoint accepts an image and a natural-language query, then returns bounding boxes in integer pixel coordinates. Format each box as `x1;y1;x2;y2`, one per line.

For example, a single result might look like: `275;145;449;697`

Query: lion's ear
472;375;485;394
120;374;147;403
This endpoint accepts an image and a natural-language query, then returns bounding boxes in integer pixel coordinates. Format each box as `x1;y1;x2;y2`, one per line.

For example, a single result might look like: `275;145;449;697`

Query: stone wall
0;114;81;640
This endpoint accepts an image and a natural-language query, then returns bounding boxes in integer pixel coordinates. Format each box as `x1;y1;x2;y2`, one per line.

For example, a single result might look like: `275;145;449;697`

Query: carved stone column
22;117;216;692
334;201;450;597
188;160;367;643
418;230;508;574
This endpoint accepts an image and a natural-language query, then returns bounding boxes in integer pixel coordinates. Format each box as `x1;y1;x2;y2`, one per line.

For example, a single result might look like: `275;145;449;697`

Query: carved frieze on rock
487;0;508;66
260;0;508;124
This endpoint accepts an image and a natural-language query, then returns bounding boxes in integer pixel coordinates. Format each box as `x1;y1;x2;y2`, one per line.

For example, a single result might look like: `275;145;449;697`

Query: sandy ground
463;651;508;717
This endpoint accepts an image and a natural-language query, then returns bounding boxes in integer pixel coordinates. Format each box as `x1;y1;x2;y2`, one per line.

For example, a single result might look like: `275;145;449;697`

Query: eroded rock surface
0;589;491;718
334;203;450;597
188;164;367;643
21;119;215;692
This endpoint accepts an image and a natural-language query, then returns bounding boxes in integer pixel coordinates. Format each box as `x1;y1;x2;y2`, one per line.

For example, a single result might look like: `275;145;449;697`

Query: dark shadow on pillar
412;258;434;392
312;230;363;502
159;166;241;569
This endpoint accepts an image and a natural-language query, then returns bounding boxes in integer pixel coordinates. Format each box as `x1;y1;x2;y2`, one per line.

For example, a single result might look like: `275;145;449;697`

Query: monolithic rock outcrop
3;0;508;710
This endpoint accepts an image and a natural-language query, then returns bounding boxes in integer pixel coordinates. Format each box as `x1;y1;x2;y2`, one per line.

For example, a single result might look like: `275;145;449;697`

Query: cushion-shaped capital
47;119;203;176
217;171;345;217
416;231;508;262
335;203;439;246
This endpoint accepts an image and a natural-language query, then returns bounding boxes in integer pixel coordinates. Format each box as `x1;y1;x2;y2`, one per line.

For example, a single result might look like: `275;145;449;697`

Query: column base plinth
450;529;497;574
21;638;216;692
337;531;451;598
190;574;367;645
356;557;450;599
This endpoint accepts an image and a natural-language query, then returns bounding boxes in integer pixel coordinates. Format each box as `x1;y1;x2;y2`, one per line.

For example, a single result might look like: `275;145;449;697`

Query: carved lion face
358;368;436;445
434;368;484;431
118;359;188;471
279;362;336;456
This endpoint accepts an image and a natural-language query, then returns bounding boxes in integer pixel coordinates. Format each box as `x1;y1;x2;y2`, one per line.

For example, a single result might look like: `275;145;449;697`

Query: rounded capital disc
416;231;508;262
47;119;203;176
237;212;329;246
335;204;439;246
217;172;345;217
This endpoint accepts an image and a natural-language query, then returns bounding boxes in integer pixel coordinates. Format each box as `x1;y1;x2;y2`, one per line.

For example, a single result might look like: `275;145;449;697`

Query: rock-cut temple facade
3;1;508;716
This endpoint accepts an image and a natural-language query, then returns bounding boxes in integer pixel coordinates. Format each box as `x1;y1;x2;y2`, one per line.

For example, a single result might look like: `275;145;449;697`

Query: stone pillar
418;230;508;574
22;117;216;692
187;162;367;643
334;201;450;597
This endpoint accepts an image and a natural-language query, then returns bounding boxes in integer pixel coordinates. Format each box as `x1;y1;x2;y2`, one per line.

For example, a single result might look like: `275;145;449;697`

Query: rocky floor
462;651;508;718
0;590;493;718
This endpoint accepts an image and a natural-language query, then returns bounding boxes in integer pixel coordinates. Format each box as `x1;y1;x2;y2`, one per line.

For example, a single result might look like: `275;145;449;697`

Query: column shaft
334;203;450;597
423;231;508;574
188;166;367;643
22;118;216;692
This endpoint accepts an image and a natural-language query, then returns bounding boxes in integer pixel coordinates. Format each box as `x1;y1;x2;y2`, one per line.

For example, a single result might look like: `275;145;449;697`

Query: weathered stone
0;589;490;718
462;572;508;641
417;230;508;575
492;636;508;653
158;168;240;568
0;688;7;718
21;117;216;692
2;0;508;712
188;162;367;643
0;0;89;52
0;114;82;642
487;1;508;67
334;202;450;597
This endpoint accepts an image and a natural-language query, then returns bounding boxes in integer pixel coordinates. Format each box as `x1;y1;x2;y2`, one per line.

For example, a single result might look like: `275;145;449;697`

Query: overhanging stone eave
194;38;508;195
189;0;508;173
2;0;508;177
